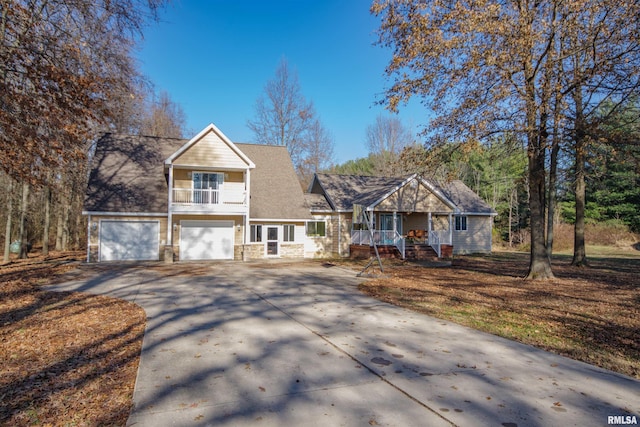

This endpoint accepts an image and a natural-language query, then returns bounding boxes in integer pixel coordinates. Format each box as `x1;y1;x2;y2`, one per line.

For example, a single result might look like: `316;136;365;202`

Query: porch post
428;212;432;243
167;164;174;243
243;168;251;261
448;213;453;244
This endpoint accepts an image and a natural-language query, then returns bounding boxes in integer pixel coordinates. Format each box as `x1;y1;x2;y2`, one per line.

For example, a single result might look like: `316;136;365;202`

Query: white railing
428;230;451;258
172;188;246;206
350;230;405;259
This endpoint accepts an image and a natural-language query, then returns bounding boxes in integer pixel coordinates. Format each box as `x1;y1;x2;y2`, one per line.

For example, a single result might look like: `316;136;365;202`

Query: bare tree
140;90;187;138
298;118;335;186
365;115;413;176
248;58;334;174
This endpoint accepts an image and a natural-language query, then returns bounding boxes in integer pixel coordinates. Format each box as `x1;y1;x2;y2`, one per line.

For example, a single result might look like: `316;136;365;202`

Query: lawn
358;249;640;379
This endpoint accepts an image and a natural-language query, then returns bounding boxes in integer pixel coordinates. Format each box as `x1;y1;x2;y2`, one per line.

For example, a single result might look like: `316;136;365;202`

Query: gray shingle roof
85;135;312;220
237;144;312;220
311;173;407;211
441;180;496;214
310;173;496;215
84;133;186;213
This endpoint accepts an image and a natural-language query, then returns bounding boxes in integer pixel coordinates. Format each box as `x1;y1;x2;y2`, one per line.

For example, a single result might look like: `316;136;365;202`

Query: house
83;124;496;262
84;124;311;262
304;173;497;259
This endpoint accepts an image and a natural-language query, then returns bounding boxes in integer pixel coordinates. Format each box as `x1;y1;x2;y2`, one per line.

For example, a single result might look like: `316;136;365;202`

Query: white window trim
306;220;326;237
455;215;468;231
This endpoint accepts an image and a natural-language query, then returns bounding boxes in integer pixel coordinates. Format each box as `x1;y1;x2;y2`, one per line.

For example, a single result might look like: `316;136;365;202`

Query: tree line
0;0;186;261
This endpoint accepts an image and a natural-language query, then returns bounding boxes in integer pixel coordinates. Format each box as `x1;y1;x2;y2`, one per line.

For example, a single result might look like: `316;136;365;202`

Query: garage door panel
100;221;159;261
180;221;234;260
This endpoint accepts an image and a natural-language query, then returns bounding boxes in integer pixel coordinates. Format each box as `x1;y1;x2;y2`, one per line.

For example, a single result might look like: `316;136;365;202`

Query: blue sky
136;0;427;164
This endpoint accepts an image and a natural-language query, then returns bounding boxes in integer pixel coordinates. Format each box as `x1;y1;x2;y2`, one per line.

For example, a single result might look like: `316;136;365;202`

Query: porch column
428;212;432;243
448;213;453;244
165;164;175;263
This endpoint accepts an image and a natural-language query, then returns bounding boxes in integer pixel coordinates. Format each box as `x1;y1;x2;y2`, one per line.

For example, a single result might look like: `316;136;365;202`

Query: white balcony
171;188;248;214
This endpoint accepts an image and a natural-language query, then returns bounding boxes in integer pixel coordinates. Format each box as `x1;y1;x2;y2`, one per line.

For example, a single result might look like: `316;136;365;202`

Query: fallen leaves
0;252;145;426
359;252;640;379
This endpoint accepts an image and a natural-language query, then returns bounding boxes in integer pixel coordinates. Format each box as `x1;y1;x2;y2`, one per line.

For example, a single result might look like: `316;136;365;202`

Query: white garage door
100;220;160;261
180;220;234;260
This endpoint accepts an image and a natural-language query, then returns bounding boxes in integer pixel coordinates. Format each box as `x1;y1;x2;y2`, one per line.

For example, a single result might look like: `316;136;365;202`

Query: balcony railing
172;188;247;212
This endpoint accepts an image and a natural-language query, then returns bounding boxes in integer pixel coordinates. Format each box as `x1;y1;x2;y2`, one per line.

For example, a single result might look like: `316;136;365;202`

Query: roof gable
310;173;495;215
166;123;255;169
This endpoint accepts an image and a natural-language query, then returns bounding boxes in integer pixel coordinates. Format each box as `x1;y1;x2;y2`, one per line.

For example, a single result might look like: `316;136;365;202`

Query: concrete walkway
50;261;639;427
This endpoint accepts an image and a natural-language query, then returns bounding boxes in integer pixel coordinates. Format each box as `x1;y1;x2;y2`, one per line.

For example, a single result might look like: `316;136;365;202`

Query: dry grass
359;250;640;379
0;252;145;426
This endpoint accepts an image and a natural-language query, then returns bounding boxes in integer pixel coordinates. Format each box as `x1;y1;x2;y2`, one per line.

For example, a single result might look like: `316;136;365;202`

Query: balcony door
193;172;222;204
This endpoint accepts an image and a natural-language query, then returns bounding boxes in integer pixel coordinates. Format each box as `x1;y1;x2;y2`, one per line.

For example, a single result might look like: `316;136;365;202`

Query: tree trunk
3;179;13;262
61;198;70;251
572;88;588;267
508;188;514;247
55;191;66;250
43;186;51;257
572;134;588;266
527;146;554;279
18;182;29;259
546;134;560;258
524;68;553;279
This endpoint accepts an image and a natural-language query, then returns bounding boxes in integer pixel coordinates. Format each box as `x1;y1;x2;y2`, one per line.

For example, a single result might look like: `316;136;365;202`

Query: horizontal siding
173;132;249;168
452;216;492;254
377;183;453;213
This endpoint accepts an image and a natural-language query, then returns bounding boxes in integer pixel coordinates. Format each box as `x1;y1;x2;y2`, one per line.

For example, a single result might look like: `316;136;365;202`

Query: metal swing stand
356;208;385;278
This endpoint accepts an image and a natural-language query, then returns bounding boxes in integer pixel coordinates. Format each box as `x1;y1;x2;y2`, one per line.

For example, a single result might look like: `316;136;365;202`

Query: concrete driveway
51;260;639;427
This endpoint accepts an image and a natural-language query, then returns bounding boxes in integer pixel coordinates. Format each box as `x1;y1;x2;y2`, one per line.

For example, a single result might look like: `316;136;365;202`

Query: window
250;225;262;242
455;216;468;231
306;221;326;237
283;225;295;242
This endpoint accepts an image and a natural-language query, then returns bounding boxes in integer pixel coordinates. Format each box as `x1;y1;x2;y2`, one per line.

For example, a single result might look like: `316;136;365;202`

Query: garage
99;220;160;261
180;220;234;260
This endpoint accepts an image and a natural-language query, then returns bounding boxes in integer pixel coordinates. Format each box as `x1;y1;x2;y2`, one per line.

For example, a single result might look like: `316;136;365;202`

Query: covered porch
350;211;454;259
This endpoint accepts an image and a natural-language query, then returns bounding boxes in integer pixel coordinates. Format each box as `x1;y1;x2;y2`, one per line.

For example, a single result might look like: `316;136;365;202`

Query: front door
266;226;279;256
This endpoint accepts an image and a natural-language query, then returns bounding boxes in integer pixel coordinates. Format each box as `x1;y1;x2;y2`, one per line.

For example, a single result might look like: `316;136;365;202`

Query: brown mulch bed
0;252;146;426
358;251;640;379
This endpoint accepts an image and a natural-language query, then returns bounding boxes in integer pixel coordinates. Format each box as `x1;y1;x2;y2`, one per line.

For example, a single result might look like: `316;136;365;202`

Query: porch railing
428;230;450;258
351;230;405;259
